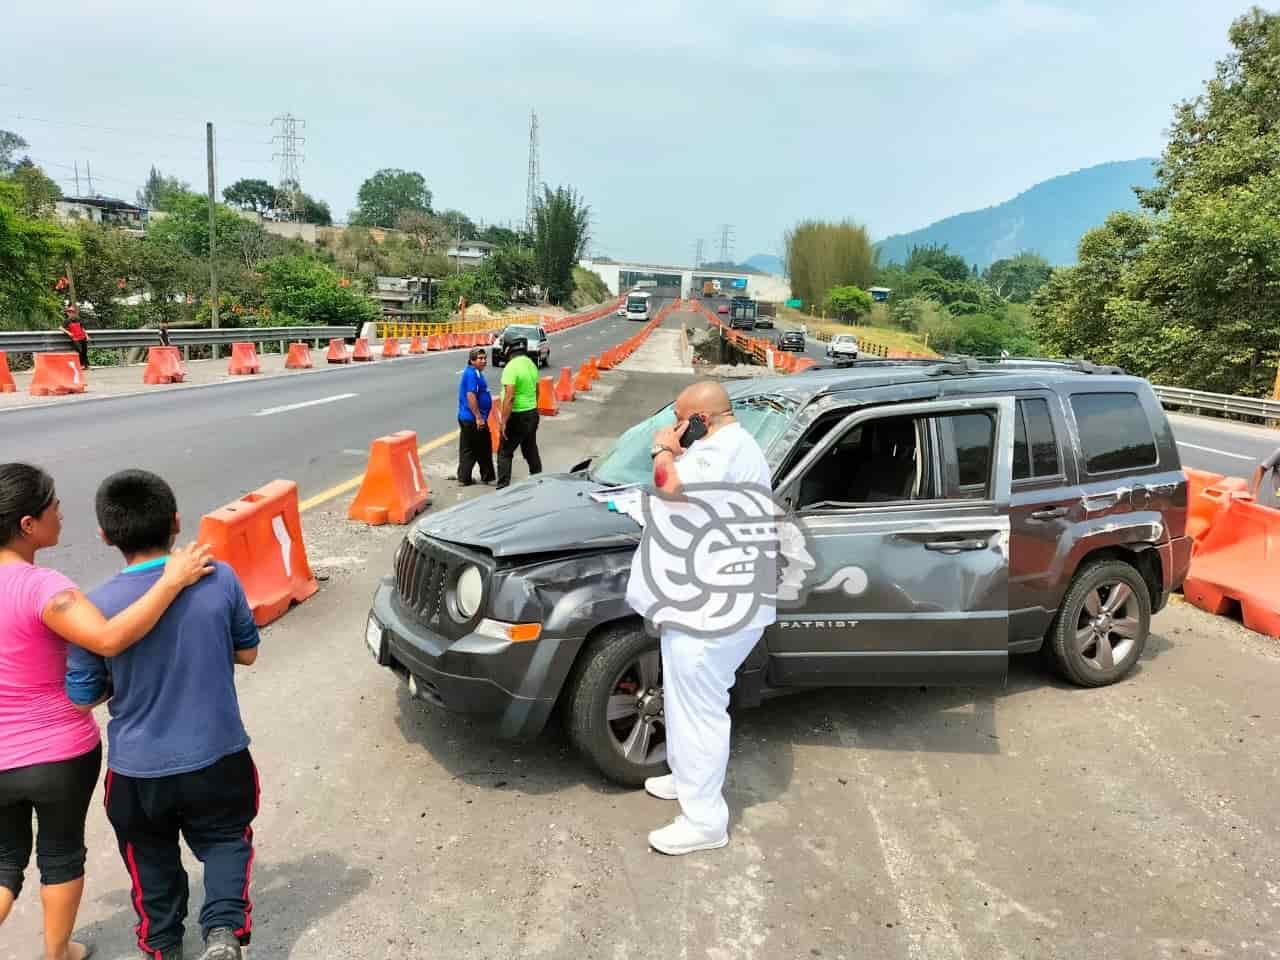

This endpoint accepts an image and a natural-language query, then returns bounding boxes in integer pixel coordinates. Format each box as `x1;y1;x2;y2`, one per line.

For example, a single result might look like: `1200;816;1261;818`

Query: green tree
0;130;29;175
298;193;332;226
437;262;508;313
136;166;190;212
223;178;276;212
823;285;874;323
490;244;537;296
0;180;79;327
259;255;379;326
480;224;522;247
6;160;62;216
351;169;432;228
783;220;875;308
145;193;250;258
985;252;1052;302
532;185;591;304
437;209;476;242
67;220;137;327
903;244;970;282
397;210;445;252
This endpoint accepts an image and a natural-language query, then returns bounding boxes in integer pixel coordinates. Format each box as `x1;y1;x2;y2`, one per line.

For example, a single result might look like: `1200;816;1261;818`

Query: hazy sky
1;1;1249;265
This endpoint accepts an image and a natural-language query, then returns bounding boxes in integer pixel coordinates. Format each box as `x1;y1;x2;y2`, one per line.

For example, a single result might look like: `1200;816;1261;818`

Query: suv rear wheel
1046;559;1151;687
564;623;668;787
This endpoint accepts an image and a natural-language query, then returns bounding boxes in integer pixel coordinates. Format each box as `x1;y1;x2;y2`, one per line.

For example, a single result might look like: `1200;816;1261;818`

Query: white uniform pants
660;625;764;835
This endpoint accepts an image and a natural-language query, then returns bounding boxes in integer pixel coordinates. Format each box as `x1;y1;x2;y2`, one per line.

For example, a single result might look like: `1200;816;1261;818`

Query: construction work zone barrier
1179;450;1280;637
352;338;373;362
285;343;313;369
537;377;559;416
555;367;575;402
588;357;600;381
409;335;425;354
327;338;351;364
574;364;593;392
0;352;14;393
143;346;186;384
348;431;432;526
196;479;318;627
694;302;826;376
228;342;260;375
30;352;86;395
489;416;502;453
383;337;402;359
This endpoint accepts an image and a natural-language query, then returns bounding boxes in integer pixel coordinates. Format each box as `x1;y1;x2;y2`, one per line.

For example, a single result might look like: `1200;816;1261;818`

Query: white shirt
624;421;778;635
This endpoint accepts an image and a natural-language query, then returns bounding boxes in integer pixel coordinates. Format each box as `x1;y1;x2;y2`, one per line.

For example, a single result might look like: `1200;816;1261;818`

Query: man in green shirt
496;337;543;489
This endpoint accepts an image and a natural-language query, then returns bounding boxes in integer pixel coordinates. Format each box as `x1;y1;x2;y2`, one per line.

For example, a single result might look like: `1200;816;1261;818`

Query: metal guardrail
1153;385;1280;423
0;326;354;353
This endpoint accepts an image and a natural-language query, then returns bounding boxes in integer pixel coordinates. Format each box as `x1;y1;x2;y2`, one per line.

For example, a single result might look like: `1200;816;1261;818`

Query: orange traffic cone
537;376;559;416
352;338;373;362
409;335;425;354
285;342;312;369
573;364;592;393
348;431;431;526
554;366;575;402
382;337;401;359
490;415;502;454
327;338;351;364
228;342;260;375
0;352;15;393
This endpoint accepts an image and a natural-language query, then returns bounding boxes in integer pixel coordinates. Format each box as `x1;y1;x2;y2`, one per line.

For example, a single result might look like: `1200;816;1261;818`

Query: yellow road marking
299;429;460;512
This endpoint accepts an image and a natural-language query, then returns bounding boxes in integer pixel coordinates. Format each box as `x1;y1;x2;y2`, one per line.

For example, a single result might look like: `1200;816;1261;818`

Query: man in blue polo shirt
65;470;260;960
456;346;495;485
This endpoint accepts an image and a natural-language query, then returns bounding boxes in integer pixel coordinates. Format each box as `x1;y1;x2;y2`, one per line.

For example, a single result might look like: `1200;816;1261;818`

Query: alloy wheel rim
606;649;666;766
1074;580;1141;671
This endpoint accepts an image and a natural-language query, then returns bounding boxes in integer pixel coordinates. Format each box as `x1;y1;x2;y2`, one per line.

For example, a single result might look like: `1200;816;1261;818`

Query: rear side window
1070;393;1158;474
1013;398;1061;481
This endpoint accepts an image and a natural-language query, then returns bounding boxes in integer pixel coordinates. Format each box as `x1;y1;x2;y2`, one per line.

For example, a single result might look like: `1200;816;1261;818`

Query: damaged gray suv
364;357;1193;786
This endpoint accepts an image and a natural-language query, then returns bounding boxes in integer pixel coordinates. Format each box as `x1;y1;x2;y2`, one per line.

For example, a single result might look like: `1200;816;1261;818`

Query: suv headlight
454;564;483;619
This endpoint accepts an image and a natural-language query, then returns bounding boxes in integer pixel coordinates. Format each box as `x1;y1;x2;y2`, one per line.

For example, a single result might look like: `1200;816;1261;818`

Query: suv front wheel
564;623;668;787
1045;559;1151;687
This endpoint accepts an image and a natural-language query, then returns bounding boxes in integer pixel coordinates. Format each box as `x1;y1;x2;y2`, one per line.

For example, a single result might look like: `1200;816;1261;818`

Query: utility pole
525;109;540;238
73;161;80;195
86;161;95;196
207;122;219;346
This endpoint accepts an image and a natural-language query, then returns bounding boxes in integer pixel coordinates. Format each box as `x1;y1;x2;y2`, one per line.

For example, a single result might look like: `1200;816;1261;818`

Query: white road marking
253;393;358;417
1176;441;1256;462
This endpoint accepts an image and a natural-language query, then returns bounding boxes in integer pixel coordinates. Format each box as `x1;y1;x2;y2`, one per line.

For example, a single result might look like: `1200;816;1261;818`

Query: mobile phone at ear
680;414;708;448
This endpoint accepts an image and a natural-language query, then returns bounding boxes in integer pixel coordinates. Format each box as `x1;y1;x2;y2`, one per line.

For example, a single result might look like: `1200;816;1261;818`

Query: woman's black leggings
0;743;102;898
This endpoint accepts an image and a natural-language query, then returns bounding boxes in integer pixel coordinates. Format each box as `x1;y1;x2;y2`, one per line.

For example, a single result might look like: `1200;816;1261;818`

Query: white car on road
826;333;860;364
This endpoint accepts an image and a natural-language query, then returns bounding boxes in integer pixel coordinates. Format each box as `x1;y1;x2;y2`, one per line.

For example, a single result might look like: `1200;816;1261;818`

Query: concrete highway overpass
580;258;792;302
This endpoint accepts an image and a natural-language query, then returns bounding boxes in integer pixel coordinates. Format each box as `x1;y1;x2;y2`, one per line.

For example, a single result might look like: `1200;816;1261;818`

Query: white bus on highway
624;290;652;321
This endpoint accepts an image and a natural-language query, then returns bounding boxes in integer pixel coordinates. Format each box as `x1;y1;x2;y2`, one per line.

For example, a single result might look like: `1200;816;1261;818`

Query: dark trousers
73;340;89;368
0;743;102;898
497;409;542;489
104;750;259;953
457;417;495;484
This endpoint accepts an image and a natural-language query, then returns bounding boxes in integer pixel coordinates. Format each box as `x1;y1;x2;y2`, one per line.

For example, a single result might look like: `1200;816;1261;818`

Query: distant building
446;239;496;262
869;286;892;302
371;276;436;317
54;196;149;236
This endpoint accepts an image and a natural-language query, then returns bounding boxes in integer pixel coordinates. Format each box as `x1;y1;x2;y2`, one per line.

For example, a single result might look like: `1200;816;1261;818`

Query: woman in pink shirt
0;463;213;960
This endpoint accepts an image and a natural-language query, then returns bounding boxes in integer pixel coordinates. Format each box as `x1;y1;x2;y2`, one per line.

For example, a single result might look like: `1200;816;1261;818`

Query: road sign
731;278;747;289
786;298;803;309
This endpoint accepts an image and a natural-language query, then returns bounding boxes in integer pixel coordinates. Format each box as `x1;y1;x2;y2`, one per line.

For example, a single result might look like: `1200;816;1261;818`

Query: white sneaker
648;816;729;856
644;774;678;800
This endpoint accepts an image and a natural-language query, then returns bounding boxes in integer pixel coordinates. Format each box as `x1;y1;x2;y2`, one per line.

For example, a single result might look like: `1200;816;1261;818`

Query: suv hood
414;473;642;558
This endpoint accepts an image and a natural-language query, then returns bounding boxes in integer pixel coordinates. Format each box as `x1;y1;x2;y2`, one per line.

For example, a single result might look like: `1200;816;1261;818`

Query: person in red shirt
62;307;89;370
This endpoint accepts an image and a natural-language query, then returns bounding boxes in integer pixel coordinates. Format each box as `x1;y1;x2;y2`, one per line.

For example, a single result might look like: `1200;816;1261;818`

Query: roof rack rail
963;355;1128;376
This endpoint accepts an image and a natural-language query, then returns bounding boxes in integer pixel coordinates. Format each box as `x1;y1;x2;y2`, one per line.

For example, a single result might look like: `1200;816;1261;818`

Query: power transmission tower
271;113;306;220
718;224;735;264
525;110;540;237
693;239;705;269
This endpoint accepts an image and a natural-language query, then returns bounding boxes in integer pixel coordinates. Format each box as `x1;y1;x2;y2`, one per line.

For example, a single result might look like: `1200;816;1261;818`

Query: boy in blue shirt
66;470;260;960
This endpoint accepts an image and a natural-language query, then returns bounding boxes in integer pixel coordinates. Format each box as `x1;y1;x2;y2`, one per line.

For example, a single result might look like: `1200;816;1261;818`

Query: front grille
395;538;455;626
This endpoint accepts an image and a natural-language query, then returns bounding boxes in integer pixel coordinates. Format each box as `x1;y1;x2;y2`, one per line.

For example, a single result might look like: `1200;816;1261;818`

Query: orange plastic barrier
327;338;351;364
285;342;313;369
598;349;615;371
573;364;592;393
554;366;575;402
0;352;14;393
30;352;86;396
537;376;559;416
1184;468;1238;543
382;337;402;359
196;479;318;627
588;356;600;381
1183;495;1280;637
490;415;502;453
348;431;431;526
427;334;445;351
143;346;186;384
228;342;260;375
352;338;373;362
409;335;425;355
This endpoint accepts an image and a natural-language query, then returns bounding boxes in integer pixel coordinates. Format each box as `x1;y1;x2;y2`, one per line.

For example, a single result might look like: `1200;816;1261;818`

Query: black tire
564;623;668;787
1045;559;1151;687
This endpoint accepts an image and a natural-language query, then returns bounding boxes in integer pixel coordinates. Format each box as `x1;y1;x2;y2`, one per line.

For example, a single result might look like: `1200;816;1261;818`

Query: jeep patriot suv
364;357;1193;786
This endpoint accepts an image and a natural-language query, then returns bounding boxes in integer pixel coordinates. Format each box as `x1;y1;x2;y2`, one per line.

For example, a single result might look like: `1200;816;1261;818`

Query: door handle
923;538;988;552
1029;507;1068;521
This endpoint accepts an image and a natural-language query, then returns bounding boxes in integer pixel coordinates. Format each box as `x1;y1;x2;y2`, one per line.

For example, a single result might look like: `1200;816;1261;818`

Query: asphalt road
5;305;661;587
